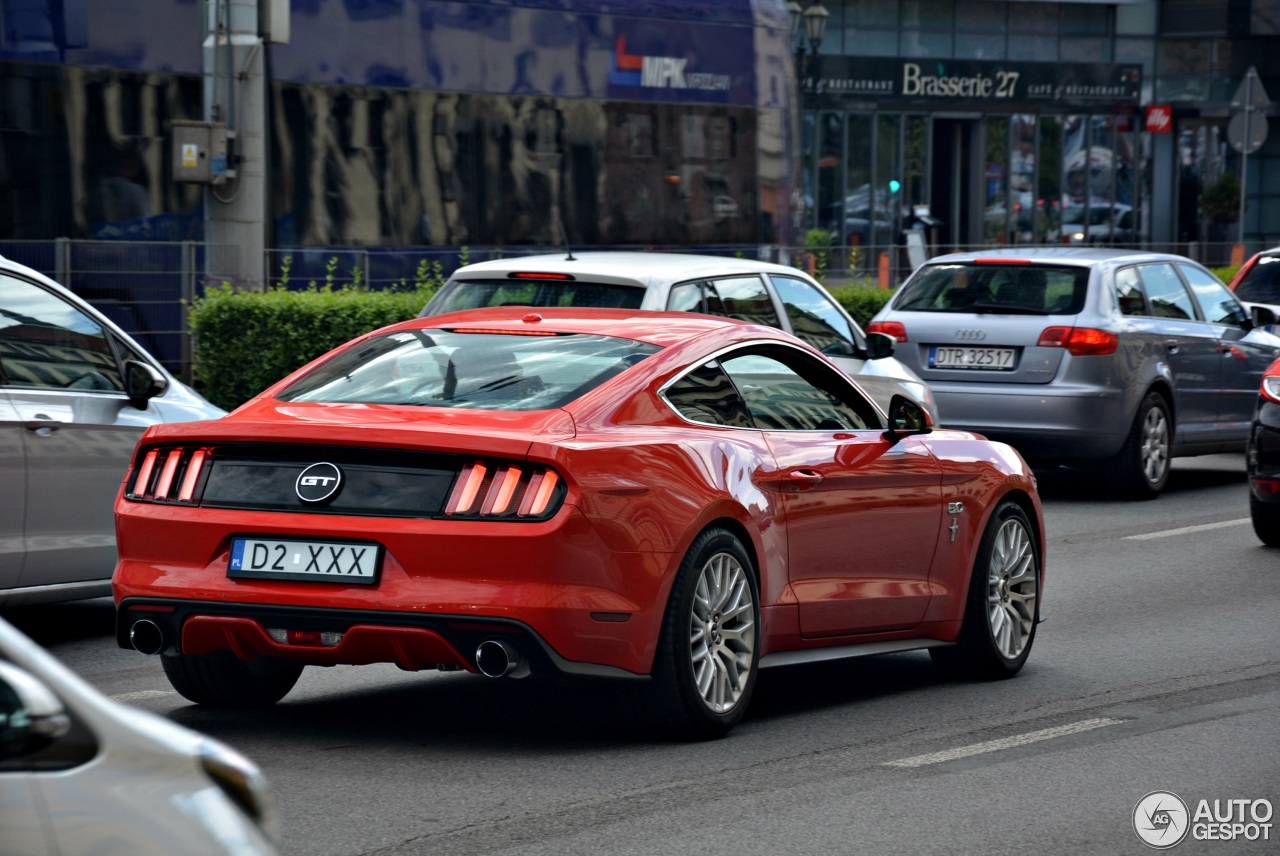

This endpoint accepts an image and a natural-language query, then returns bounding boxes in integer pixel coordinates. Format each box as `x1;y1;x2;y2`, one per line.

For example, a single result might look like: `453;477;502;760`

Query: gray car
420;251;937;423
1;256;225;605
868;248;1280;498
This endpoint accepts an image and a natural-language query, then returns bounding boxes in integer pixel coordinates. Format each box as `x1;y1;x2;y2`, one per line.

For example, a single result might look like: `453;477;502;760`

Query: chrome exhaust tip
129;619;165;656
475;639;528;679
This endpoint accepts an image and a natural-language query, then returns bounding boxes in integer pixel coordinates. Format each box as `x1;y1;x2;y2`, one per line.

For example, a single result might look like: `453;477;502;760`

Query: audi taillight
444;461;564;520
126;446;211;503
1037;326;1118;356
1262;359;1280;405
867;321;908;343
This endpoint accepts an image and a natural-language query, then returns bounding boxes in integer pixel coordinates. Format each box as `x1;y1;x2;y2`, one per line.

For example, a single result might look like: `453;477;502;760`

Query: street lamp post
788;2;829;245
787;1;829;81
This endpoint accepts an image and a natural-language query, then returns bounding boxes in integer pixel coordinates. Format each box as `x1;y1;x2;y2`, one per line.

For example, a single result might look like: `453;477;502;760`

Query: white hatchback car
1;255;225;606
420;251;937;422
0;615;279;855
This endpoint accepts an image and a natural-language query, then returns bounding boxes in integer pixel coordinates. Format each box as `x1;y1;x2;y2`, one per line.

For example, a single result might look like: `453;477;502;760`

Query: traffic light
888;179;901;193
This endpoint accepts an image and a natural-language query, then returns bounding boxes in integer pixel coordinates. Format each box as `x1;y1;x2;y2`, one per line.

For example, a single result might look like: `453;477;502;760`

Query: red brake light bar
1038;326;1118;356
508;271;574;280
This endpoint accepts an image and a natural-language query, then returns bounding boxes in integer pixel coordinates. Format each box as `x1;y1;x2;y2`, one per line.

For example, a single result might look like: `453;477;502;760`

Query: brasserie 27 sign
803;57;1141;108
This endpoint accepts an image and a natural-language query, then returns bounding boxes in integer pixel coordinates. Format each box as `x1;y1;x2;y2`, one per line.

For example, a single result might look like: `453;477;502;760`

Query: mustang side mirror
864;331;896;360
883;394;933;443
124;360;168;410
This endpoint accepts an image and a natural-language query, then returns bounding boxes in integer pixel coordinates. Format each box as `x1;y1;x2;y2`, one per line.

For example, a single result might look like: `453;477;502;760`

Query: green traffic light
888;180;901;193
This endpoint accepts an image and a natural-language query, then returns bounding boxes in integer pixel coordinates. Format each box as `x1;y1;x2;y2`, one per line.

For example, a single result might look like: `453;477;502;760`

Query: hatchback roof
924;247;1191;266
450;251;806;285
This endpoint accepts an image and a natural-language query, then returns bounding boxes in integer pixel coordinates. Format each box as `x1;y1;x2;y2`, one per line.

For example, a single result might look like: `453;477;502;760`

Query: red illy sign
1145;105;1173;133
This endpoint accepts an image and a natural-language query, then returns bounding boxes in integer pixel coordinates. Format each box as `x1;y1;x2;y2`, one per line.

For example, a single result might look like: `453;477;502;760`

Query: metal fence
3;238;1261;384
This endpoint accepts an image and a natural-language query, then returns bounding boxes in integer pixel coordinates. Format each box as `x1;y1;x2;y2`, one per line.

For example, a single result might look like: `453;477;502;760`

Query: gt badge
296;462;343;504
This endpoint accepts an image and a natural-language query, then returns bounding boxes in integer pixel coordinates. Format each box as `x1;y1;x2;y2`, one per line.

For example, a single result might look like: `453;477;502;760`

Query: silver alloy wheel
688;551;756;713
986;518;1038;660
1139;405;1170;485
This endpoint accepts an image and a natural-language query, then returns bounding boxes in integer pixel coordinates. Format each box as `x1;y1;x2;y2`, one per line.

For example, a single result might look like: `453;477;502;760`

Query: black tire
1251;494;1280;547
162;652;303;707
633;528;760;740
931;500;1040;680
1108;391;1172;500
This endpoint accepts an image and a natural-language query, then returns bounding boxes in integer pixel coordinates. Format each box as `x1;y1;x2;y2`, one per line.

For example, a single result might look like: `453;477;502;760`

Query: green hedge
190;285;433;411
827;284;895;328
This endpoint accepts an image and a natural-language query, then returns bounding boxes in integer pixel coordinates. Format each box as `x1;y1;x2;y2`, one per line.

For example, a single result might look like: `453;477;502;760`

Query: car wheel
931;500;1039;680
161;652;303;707
640;528;759;739
1109;392;1171;500
1250;494;1280;547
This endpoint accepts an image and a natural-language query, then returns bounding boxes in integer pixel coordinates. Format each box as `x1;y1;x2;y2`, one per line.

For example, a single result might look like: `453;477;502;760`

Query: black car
1249;356;1280;546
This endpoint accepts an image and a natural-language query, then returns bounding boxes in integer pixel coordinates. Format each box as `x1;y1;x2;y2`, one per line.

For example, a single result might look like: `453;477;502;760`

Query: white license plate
228;538;381;584
929;346;1016;370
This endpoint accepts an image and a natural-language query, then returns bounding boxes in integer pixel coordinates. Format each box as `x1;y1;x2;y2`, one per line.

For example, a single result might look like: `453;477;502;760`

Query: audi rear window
893;263;1089;315
1235;255;1280;304
425;278;645;315
277;329;660;410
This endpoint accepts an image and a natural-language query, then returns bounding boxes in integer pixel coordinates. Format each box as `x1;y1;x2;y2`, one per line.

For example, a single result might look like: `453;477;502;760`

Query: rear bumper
117;598;647;680
932;383;1128;460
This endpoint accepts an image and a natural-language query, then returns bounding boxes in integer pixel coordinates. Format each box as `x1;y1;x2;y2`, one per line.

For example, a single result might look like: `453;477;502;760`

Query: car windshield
277;329;660;410
427;278;645;314
1236;255;1280;303
893;263;1090;315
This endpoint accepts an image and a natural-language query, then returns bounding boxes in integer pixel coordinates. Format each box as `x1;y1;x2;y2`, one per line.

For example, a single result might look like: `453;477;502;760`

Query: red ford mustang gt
113;308;1045;738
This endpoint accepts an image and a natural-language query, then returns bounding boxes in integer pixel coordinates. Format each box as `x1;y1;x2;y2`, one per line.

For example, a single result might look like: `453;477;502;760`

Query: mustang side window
663;361;754;428
769;275;857;357
0;274;124;391
719;349;878;431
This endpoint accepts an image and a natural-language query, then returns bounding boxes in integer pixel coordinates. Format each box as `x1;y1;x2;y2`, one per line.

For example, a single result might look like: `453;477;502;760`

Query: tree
1200;172;1241;224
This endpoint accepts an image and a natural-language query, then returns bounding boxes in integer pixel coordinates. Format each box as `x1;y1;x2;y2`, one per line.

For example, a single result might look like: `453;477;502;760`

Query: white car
1;255;226;606
420;251;937;422
0;615;280;855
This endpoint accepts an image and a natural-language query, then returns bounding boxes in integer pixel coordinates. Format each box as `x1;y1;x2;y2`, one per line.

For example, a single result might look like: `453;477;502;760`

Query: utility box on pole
171;121;234;185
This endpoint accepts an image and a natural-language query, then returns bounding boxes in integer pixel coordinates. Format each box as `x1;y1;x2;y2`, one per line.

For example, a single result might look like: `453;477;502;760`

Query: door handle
24;418;64;433
787;469;824;489
1163;339;1180;354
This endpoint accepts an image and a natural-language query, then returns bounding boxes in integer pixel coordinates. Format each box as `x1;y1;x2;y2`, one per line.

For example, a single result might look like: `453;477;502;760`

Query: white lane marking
1123;519;1249;541
111;690;176;702
882;717;1125;768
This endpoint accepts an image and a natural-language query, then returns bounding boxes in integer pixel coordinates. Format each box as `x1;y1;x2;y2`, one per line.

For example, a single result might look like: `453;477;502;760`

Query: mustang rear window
427;279;645;314
277;330;659;410
893;264;1090;315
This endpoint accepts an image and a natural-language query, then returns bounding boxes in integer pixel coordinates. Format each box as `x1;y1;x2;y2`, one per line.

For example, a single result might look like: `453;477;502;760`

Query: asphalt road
5;454;1278;856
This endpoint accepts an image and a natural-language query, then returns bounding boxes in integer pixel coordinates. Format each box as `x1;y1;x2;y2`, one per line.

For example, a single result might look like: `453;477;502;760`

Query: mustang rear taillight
1038;326;1118;356
127;446;211;504
444;461;564;520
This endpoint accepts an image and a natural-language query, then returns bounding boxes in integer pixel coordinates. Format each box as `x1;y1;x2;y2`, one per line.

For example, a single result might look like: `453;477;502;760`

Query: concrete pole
204;0;267;288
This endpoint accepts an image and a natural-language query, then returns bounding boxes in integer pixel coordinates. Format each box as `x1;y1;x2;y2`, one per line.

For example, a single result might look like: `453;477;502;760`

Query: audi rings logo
954;329;987;341
296;462;343;504
1134;791;1190;849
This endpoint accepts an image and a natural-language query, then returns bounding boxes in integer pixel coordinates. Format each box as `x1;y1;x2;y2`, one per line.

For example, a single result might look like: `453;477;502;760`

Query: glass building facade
797;0;1280;262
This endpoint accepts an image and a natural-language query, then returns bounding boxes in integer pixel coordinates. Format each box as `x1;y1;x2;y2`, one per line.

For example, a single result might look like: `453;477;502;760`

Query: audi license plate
929;346;1016;370
228;537;382;584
